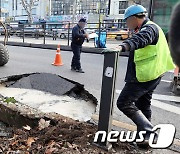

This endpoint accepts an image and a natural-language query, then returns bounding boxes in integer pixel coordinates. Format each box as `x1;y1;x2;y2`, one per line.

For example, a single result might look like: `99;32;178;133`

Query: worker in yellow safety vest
103;4;175;148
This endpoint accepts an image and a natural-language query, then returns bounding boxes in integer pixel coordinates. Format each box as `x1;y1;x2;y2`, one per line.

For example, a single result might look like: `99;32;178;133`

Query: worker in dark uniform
71;18;88;73
52;29;58;40
103;4;175;148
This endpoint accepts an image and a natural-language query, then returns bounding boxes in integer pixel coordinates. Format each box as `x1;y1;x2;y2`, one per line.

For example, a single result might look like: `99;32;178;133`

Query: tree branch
20;0;39;24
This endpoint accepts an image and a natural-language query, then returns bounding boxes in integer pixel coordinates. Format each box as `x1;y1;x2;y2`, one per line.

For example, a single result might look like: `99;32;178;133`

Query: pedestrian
71;18;89;73
52;29;58;40
35;29;39;39
7;29;11;38
103;4;175;148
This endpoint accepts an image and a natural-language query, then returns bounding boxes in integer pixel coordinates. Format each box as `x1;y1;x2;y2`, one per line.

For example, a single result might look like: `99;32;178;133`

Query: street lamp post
98;0;101;48
0;0;1;20
107;0;111;15
72;0;77;24
148;0;154;20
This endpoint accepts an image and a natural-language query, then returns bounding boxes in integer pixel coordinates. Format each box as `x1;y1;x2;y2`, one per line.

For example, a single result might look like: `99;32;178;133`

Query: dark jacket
72;24;86;46
121;19;159;82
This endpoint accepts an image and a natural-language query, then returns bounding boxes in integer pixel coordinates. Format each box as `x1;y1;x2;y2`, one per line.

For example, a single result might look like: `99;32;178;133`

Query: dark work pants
71;43;82;70
117;77;161;121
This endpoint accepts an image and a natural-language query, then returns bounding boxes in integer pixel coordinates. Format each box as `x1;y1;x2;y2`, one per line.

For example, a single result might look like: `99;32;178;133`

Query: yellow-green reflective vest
134;21;175;82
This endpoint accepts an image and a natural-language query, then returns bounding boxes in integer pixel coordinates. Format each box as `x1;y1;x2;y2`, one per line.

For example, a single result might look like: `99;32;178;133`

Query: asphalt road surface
0;46;180;152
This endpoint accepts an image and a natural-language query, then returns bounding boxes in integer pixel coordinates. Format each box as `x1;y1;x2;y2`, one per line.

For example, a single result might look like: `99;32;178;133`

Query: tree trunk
72;0;77;23
21;0;38;24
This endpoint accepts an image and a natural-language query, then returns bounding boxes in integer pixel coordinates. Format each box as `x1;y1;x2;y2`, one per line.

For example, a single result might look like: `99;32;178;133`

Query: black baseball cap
79;18;87;23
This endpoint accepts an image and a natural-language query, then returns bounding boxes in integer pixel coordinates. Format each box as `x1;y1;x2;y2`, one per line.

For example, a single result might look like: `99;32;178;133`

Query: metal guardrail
0;22;128;46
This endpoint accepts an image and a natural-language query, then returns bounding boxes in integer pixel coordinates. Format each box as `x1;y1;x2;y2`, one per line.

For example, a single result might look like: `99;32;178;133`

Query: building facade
8;0;50;22
49;0;109;24
0;0;9;21
8;0;109;23
106;0;150;22
7;0;150;24
51;0;108;16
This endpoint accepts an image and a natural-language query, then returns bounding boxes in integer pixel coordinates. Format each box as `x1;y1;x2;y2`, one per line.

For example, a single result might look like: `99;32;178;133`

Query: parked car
56;29;72;39
0;27;6;35
0;25;16;36
57;28;96;39
45;29;53;37
107;28;130;40
16;27;44;37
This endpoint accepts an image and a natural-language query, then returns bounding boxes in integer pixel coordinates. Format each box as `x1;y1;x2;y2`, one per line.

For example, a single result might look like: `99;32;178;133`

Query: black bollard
94;52;119;151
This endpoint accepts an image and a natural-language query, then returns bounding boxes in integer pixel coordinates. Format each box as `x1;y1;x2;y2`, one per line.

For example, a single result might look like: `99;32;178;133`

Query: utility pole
72;0;77;24
98;0;101;23
98;0;101;48
107;0;111;15
0;0;1;20
49;0;51;16
148;0;154;20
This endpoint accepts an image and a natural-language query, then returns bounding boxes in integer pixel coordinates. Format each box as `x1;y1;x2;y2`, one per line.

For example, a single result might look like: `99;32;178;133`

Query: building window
51;0;108;15
12;0;14;10
22;9;27;15
16;0;18;10
119;1;128;14
32;8;36;15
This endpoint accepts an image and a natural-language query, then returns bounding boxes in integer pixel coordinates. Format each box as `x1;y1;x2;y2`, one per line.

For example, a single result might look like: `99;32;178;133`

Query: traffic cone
52;44;63;66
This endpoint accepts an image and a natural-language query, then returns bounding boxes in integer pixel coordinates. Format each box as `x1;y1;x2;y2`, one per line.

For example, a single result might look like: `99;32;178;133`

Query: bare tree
20;0;39;24
72;0;77;23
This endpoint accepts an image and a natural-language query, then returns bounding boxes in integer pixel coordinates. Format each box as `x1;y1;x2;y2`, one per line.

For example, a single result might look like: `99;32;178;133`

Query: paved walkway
0;35;121;49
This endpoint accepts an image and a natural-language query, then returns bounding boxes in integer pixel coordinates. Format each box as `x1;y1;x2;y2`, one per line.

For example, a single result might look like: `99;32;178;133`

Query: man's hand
102;46;122;53
84;33;89;38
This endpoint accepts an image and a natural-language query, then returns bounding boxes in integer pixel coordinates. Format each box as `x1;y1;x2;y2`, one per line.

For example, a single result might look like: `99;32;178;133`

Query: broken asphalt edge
0;41;129;57
0;96;54;128
0;73;98;128
0;94;88;130
0;73;98;105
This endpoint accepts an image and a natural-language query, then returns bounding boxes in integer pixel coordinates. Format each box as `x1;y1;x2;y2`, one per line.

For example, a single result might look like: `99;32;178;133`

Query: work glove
102;46;122;54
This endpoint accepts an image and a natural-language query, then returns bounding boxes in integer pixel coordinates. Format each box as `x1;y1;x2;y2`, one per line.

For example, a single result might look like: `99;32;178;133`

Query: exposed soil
0;116;141;154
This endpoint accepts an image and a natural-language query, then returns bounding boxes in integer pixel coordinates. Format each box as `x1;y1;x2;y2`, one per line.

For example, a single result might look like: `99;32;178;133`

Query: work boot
136;131;158;149
76;68;85;73
131;110;155;149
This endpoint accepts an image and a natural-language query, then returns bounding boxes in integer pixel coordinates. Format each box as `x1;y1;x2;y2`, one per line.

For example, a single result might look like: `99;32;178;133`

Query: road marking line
116;90;180;115
116;90;180;103
168;70;174;73
152;94;180;103
91;114;180;147
91;114;136;131
161;79;172;83
152;99;180;115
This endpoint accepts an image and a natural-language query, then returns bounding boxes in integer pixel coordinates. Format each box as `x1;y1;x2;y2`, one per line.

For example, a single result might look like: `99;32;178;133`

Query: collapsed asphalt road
0;73;97;122
5;73;84;96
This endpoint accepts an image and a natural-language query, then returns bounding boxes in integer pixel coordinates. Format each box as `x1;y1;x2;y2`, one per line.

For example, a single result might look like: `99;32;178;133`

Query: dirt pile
0;116;139;154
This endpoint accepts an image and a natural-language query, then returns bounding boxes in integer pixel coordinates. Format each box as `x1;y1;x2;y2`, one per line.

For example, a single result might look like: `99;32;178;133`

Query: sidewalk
2;35;121;48
0;35;129;56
